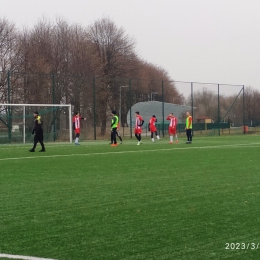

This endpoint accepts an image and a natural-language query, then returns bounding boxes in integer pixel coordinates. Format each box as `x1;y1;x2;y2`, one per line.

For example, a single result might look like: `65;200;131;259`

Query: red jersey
135;115;143;134
149;117;157;132
167;116;177;135
73;116;83;133
166;116;177;128
135;115;143;129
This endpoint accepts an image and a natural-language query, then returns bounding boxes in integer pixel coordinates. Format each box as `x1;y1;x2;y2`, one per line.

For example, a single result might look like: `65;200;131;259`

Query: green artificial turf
0;135;259;260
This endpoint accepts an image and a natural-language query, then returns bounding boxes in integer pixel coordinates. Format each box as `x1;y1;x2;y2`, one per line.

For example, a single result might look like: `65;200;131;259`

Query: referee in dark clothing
29;111;46;152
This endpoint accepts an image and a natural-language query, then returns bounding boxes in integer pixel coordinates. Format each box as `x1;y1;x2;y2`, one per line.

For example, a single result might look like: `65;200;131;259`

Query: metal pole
93;76;96;140
69;104;72;143
7;70;11;143
119;86;122;125
243;85;245;134
52;74;56;141
129;78;132;139
23;105;26;143
191;82;194;136
218;84;220;136
162;81;165;137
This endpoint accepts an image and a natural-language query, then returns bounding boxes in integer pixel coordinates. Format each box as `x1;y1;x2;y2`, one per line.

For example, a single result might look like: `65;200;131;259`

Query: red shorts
135;128;142;135
168;127;176;135
74;128;80;134
150;127;157;133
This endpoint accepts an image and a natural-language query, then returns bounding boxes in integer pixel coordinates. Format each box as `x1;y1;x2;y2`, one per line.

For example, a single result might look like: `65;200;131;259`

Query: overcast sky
1;0;259;96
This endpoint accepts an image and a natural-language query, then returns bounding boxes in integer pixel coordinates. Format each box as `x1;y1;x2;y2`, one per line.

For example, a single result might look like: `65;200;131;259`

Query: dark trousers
151;131;158;138
32;132;45;150
116;131;122;142
111;128;117;144
186;129;192;142
135;134;141;141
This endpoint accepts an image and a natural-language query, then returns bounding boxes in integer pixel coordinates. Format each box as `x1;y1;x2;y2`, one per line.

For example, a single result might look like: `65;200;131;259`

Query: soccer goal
0;103;72;144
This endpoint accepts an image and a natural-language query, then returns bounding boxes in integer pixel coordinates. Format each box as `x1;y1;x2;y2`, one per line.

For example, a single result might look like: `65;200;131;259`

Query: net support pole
218;84;220;136
7;70;11;143
162;80;165;137
243;85;245;134
69;104;72;143
52;74;56;141
191;82;194;136
92;76;96;140
129;78;132;139
23;105;26;143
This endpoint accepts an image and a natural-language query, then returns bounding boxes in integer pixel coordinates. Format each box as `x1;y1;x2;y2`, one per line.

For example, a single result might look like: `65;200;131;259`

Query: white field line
0;253;58;260
0;143;260;162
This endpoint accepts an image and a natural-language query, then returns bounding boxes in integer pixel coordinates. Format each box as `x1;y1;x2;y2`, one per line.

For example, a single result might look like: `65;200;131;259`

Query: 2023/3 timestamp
225;243;259;250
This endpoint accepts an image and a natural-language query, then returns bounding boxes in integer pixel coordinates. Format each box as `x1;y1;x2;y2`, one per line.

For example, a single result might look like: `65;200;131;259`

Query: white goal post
0;103;72;143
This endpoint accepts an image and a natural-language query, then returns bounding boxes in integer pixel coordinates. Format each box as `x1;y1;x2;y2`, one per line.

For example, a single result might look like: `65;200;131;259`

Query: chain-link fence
0;71;255;144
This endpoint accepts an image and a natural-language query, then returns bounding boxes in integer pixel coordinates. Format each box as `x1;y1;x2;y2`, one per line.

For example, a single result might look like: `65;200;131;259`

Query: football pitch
0;135;259;260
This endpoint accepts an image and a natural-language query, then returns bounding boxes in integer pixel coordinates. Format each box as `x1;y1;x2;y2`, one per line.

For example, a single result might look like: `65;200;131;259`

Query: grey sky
1;0;260;97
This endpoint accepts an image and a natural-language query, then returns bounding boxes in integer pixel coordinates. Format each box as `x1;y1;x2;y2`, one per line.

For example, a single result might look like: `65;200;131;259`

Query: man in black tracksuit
29;111;45;152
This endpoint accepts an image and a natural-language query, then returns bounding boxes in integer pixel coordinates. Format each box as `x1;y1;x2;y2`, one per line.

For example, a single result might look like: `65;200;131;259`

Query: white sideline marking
0;143;260;161
0;253;58;260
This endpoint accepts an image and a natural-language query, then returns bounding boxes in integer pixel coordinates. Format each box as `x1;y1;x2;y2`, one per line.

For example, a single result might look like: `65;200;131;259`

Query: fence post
7;70;12;143
191;82;194;137
162;80;165;137
243;85;245;134
52;74;56;141
93;76;96;140
129;78;132;139
218;84;220;136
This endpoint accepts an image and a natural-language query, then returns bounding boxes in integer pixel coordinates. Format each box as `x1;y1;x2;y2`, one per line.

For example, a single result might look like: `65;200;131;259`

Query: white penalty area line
0;142;260;162
0;253;58;260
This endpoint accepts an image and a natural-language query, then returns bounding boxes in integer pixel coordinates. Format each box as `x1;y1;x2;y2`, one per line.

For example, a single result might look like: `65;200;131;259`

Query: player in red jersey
148;115;160;142
166;113;178;144
72;111;86;145
135;111;144;145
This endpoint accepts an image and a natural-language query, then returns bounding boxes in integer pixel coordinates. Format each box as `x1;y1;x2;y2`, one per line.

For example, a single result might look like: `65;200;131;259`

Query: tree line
0;17;182;135
0;17;259;135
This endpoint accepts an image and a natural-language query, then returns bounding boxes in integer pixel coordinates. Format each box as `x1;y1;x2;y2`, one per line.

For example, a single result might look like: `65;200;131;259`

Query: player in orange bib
166;113;178;144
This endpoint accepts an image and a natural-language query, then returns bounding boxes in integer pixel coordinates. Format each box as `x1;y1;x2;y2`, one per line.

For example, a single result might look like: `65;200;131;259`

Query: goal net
0;103;72;144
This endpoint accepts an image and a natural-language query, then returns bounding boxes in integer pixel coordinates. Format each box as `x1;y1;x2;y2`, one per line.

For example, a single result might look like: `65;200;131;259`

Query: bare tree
0;18;18;103
87;17;136;135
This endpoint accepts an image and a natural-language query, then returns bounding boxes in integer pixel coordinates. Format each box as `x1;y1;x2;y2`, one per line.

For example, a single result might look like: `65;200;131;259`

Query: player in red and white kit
148;115;160;142
135;111;144;145
72;111;86;145
166;113;178;144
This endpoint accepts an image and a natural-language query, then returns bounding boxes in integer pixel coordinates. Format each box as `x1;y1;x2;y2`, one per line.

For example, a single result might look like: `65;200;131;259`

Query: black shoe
29;149;35;152
39;149;46;152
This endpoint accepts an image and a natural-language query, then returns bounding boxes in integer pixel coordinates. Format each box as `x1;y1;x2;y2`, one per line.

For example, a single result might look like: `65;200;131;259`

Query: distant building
127;101;191;126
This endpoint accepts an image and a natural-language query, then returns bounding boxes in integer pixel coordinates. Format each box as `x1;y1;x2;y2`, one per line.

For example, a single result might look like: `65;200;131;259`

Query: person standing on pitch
148;115;160;142
166;113;178;144
111;110;119;146
185;111;193;144
29;111;45;152
73;111;86;145
135;111;144;145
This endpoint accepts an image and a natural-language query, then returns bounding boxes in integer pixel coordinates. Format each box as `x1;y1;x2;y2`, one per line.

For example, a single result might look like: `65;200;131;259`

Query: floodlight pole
119;86;129;125
23;106;26;143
